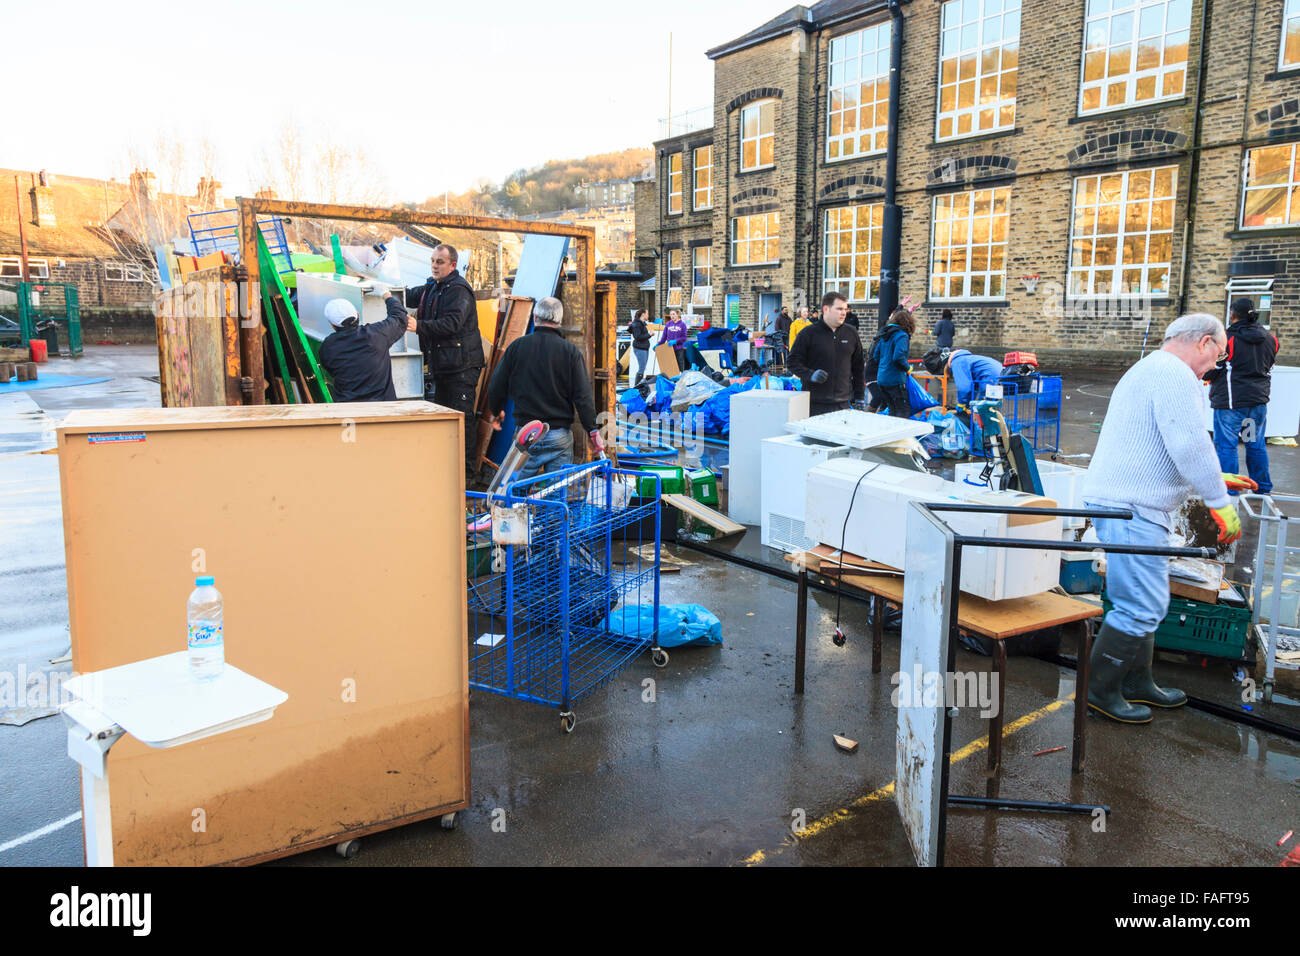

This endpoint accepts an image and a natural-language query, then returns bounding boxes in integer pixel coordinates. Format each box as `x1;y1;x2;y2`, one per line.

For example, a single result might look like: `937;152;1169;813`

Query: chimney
195;176;222;208
29;171;55;227
129;169;158;201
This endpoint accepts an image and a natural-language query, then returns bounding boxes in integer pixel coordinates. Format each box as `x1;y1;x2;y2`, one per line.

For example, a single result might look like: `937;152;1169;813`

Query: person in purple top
658;309;689;374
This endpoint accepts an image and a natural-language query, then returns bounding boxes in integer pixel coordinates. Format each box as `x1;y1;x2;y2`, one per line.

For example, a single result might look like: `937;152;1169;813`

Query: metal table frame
1240;492;1300;699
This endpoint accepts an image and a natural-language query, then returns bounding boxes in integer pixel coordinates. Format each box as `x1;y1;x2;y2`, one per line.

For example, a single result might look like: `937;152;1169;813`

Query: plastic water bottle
187;575;225;680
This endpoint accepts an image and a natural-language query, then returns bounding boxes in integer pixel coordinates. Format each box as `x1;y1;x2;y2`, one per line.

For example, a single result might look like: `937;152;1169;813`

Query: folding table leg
986;640;1007;795
794;568;808;695
871;595;883;674
1073;623;1092;774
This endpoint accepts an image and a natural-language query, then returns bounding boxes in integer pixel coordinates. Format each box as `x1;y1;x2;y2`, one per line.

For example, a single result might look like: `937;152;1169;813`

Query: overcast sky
2;0;755;202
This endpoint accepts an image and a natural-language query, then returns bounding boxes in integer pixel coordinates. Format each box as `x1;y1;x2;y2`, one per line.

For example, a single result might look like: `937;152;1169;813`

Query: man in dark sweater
486;296;604;481
1205;297;1281;493
318;286;414;402
786;291;864;415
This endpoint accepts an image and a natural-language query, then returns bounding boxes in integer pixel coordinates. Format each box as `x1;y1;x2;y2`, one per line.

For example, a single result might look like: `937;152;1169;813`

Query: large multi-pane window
1069;166;1176;296
1241;144;1300;228
731;213;780;265
930;188;1011;300
1282;0;1300;71
740;100;775;171
691;246;713;306
827;23;891;161
937;0;1020;140
667;153;682;215
0;256;49;279
1079;0;1190;115
693;146;713;210
823;205;883;302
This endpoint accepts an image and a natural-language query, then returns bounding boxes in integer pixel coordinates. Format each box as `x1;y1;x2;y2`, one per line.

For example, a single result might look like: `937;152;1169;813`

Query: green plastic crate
686;467;719;507
637;466;685;497
1102;594;1252;660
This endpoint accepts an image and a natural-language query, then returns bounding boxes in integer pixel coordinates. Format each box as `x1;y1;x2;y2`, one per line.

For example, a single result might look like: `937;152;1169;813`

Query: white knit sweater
1081;349;1230;527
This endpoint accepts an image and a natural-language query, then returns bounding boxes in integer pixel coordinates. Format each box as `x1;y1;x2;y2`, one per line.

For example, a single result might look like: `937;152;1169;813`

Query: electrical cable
832;464;881;646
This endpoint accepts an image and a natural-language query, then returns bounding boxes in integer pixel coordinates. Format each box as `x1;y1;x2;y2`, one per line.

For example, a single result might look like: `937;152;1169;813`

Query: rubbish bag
670;370;725;410
605;603;723;648
619;386;648;415
907;375;939;414
917;407;970;459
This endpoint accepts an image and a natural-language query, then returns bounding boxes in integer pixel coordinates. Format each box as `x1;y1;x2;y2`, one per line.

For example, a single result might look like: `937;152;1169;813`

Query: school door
758;293;782;333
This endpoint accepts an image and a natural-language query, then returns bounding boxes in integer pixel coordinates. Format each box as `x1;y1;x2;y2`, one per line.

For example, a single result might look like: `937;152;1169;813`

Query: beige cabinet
56;401;469;865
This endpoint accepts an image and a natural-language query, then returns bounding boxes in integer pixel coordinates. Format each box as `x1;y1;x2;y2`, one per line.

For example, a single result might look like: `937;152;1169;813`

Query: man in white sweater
1082;313;1258;724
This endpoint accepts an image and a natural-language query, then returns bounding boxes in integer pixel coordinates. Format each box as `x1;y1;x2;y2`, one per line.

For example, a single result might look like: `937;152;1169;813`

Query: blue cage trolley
465;456;666;733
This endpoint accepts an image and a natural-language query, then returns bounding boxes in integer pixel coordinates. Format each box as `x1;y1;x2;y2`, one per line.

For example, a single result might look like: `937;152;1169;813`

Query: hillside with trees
417;148;652;218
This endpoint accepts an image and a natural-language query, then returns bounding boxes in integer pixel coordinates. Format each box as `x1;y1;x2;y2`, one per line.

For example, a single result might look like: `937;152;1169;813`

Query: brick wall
49;257;154;309
693;0;1300;367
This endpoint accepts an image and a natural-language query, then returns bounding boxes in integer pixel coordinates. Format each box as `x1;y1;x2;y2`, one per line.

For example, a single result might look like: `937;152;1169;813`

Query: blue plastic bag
907;374;939;414
605;603;723;648
619;386;648;415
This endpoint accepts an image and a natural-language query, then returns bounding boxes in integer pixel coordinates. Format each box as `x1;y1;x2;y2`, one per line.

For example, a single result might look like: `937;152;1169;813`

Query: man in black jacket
786;291;864;416
407;243;485;416
318;286;415;402
628;309;652;385
1205;298;1280;493
486;296;604;482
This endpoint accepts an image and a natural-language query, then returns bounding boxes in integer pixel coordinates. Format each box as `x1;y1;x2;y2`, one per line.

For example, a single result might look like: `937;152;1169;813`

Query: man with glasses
1081;313;1257;725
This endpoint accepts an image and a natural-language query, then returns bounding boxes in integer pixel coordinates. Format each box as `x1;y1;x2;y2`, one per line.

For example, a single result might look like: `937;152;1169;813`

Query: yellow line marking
740;694;1074;866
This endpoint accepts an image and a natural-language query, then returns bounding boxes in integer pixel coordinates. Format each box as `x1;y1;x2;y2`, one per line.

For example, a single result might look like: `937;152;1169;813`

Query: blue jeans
1213;405;1271;494
514;428;574;484
1086;504;1171;636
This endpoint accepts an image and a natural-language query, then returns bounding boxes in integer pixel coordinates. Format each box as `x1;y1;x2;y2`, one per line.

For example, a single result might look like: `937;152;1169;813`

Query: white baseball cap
325;298;359;329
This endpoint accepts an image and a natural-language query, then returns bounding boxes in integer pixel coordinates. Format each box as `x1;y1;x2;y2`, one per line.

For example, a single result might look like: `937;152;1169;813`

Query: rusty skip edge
234;199;601;410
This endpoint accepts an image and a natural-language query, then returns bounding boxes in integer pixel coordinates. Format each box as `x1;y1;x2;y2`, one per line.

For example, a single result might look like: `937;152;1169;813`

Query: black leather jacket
408;271;484;375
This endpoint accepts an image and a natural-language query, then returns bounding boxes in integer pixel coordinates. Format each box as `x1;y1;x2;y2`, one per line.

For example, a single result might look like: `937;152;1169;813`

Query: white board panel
787;408;931;448
895;501;954;867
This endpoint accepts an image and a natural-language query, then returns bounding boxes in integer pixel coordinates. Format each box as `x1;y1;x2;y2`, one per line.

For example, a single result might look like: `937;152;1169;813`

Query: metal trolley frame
466;459;666;732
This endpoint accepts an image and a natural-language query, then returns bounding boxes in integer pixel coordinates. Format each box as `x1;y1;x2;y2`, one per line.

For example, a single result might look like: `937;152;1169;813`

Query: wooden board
833;570;1101;640
788;546;900;575
473;296;535;468
654;342;680;378
155;267;243;408
662;493;745;537
56;403;468;866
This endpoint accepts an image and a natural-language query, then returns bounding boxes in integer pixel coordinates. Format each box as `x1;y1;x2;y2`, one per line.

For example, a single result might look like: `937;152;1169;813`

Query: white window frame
1282;0;1300;71
105;260;147;282
936;0;1021;142
1068;165;1177;298
667;248;683;298
667;153;683;216
826;22;892;162
1078;0;1192;117
822;204;883;303
691;245;712;294
730;213;780;266
0;256;49;279
929;187;1011;301
693;145;713;211
739;100;776;172
1240;143;1300;229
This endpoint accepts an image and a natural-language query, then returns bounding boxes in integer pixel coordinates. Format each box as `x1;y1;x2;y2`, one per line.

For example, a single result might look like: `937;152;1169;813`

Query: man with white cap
318;285;415;402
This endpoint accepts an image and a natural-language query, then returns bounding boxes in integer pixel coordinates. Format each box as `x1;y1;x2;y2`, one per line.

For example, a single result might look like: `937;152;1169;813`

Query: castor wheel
440;812;458;830
560;711;576;733
652;647;669;668
335;839;360;859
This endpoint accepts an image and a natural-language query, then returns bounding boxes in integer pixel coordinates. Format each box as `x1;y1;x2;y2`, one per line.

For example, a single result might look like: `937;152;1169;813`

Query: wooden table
790;548;1102;791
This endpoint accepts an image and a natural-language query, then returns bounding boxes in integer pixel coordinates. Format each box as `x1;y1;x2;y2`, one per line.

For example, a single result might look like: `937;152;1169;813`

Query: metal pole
15;176;30;282
878;0;905;330
948;795;1110;815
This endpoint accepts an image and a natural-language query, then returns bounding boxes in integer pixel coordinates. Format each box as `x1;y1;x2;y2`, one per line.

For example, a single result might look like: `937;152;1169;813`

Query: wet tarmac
1;347;1296;867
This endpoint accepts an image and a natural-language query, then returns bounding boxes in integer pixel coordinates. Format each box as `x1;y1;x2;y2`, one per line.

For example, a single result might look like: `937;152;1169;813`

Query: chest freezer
805;458;1062;602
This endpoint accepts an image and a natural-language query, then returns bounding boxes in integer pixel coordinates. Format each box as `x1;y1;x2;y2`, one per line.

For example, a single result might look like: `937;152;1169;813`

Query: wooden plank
472;296;534;467
662;493;745;537
832;570;1101;640
654;342;680;378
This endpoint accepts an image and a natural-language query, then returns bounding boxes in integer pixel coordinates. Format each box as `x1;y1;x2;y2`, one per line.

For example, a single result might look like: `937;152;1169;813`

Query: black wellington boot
1122;633;1187;707
1087;622;1153;724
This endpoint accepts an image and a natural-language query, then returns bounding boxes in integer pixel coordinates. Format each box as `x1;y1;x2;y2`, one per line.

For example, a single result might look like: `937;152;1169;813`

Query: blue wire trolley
465;459;665;733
